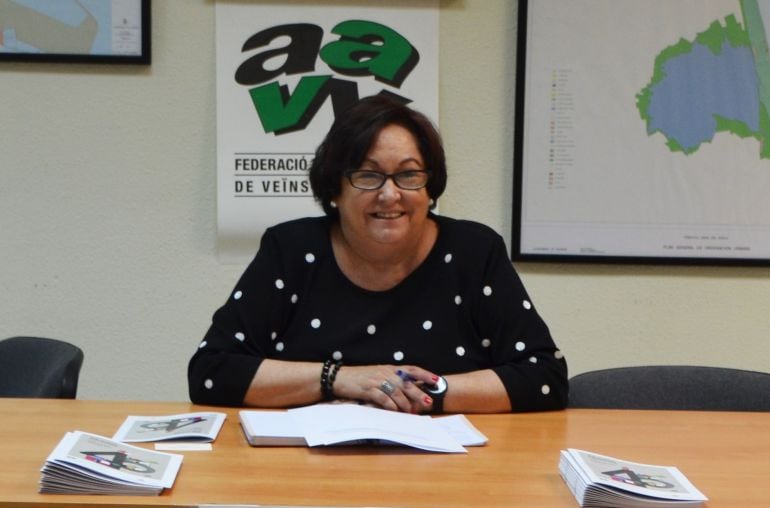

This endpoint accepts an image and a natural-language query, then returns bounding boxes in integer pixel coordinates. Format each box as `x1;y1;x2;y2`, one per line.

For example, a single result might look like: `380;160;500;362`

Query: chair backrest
568;365;770;411
0;336;84;399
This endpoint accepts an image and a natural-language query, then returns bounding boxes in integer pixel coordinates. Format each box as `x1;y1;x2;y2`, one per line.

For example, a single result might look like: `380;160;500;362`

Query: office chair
568;365;770;411
0;336;84;399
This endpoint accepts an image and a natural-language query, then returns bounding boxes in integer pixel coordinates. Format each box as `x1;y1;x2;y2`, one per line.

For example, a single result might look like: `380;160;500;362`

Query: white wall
2;0;768;401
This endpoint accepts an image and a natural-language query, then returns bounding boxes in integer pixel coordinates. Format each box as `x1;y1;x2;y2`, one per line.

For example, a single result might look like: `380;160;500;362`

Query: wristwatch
422;376;448;413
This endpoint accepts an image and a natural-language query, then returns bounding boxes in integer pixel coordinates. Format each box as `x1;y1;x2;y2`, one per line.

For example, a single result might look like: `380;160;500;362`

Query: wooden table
1;399;768;507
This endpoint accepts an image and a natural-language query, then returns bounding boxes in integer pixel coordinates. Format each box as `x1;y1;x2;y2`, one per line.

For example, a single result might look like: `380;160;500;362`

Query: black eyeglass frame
344;169;433;191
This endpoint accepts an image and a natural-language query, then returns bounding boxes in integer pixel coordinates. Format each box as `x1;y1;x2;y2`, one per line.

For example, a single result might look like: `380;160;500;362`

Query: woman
188;95;568;413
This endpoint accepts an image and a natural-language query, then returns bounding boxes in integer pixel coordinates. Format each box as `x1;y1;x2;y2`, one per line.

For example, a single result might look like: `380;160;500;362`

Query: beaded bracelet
320;360;332;400
320;359;342;401
327;360;341;397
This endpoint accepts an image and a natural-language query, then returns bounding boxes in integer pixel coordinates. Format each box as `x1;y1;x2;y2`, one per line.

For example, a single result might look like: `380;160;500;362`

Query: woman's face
335;123;432;248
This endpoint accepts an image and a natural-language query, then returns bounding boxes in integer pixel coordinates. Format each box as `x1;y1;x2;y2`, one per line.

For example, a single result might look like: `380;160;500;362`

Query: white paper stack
239;403;488;452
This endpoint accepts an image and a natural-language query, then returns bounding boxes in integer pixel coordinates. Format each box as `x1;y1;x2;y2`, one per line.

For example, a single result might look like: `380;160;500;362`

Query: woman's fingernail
431;375;439;382
423;395;432;405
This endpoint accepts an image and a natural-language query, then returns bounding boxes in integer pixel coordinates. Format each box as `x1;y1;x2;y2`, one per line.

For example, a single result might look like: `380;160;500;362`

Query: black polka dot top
188;214;568;411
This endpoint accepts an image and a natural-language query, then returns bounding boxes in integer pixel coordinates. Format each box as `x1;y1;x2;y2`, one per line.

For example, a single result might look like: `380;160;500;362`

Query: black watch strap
424;376;447;413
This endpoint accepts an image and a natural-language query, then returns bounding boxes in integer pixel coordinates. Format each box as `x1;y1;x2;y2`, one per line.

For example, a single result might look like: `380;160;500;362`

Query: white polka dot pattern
235;332;245;342
444;253;453;263
333;350;342;360
275;342;284;352
481;338;491;348
367;324;376;335
291;294;298;303
515;341;526;352
199;341;207;349
529;356;538;363
541;385;550;395
305;253;315;263
422;320;432;330
456;346;465;356
555;350;564;360
393;351;404;361
523;300;532;310
275;279;285;289
204;379;213;389
483;286;492;296
233;290;242;300
311;318;321;329
270;332;277;341
454;295;462;305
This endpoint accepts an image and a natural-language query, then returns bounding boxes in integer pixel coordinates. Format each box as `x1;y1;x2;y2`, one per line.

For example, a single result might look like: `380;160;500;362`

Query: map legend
547;69;575;190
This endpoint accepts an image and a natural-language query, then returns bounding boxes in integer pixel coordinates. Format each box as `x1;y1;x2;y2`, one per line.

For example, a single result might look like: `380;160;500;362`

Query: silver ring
379;379;396;396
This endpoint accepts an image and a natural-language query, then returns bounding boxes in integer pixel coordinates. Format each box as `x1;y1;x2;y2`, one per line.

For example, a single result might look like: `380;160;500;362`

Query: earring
429;198;435;206
330;201;337;208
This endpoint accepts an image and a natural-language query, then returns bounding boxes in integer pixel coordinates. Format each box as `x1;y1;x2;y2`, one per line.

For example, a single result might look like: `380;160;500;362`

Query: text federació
233;154;312;197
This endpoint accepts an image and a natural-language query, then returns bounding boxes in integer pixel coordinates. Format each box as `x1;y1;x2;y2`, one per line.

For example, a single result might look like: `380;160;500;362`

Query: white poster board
216;1;438;262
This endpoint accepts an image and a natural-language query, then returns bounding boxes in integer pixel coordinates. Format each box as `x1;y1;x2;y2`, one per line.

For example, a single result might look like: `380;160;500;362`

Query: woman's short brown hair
309;95;447;217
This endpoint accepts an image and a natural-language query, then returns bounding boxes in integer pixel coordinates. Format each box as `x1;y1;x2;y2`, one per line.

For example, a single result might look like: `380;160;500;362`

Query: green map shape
636;0;770;159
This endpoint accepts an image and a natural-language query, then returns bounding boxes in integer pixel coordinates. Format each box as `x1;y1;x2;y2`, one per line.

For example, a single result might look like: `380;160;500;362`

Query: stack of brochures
39;431;183;496
559;448;708;508
239;403;488;453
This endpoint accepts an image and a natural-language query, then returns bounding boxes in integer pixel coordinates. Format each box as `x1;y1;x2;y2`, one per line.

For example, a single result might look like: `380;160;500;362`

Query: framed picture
0;0;150;64
512;0;770;266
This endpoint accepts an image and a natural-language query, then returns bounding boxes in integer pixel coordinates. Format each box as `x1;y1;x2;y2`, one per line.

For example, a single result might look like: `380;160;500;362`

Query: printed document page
289;403;467;453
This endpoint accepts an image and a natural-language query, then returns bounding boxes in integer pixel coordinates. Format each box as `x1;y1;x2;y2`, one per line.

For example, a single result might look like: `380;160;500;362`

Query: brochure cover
113;412;226;443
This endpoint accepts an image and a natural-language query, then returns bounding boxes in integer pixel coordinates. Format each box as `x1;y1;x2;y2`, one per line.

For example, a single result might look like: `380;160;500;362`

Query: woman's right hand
332;364;440;413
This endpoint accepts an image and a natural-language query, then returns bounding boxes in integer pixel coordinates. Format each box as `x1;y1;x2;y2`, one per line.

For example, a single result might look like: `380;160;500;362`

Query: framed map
0;0;150;64
513;0;770;265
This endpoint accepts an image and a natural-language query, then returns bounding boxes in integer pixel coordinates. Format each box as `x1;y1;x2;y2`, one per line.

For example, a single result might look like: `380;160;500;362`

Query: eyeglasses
345;170;432;190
